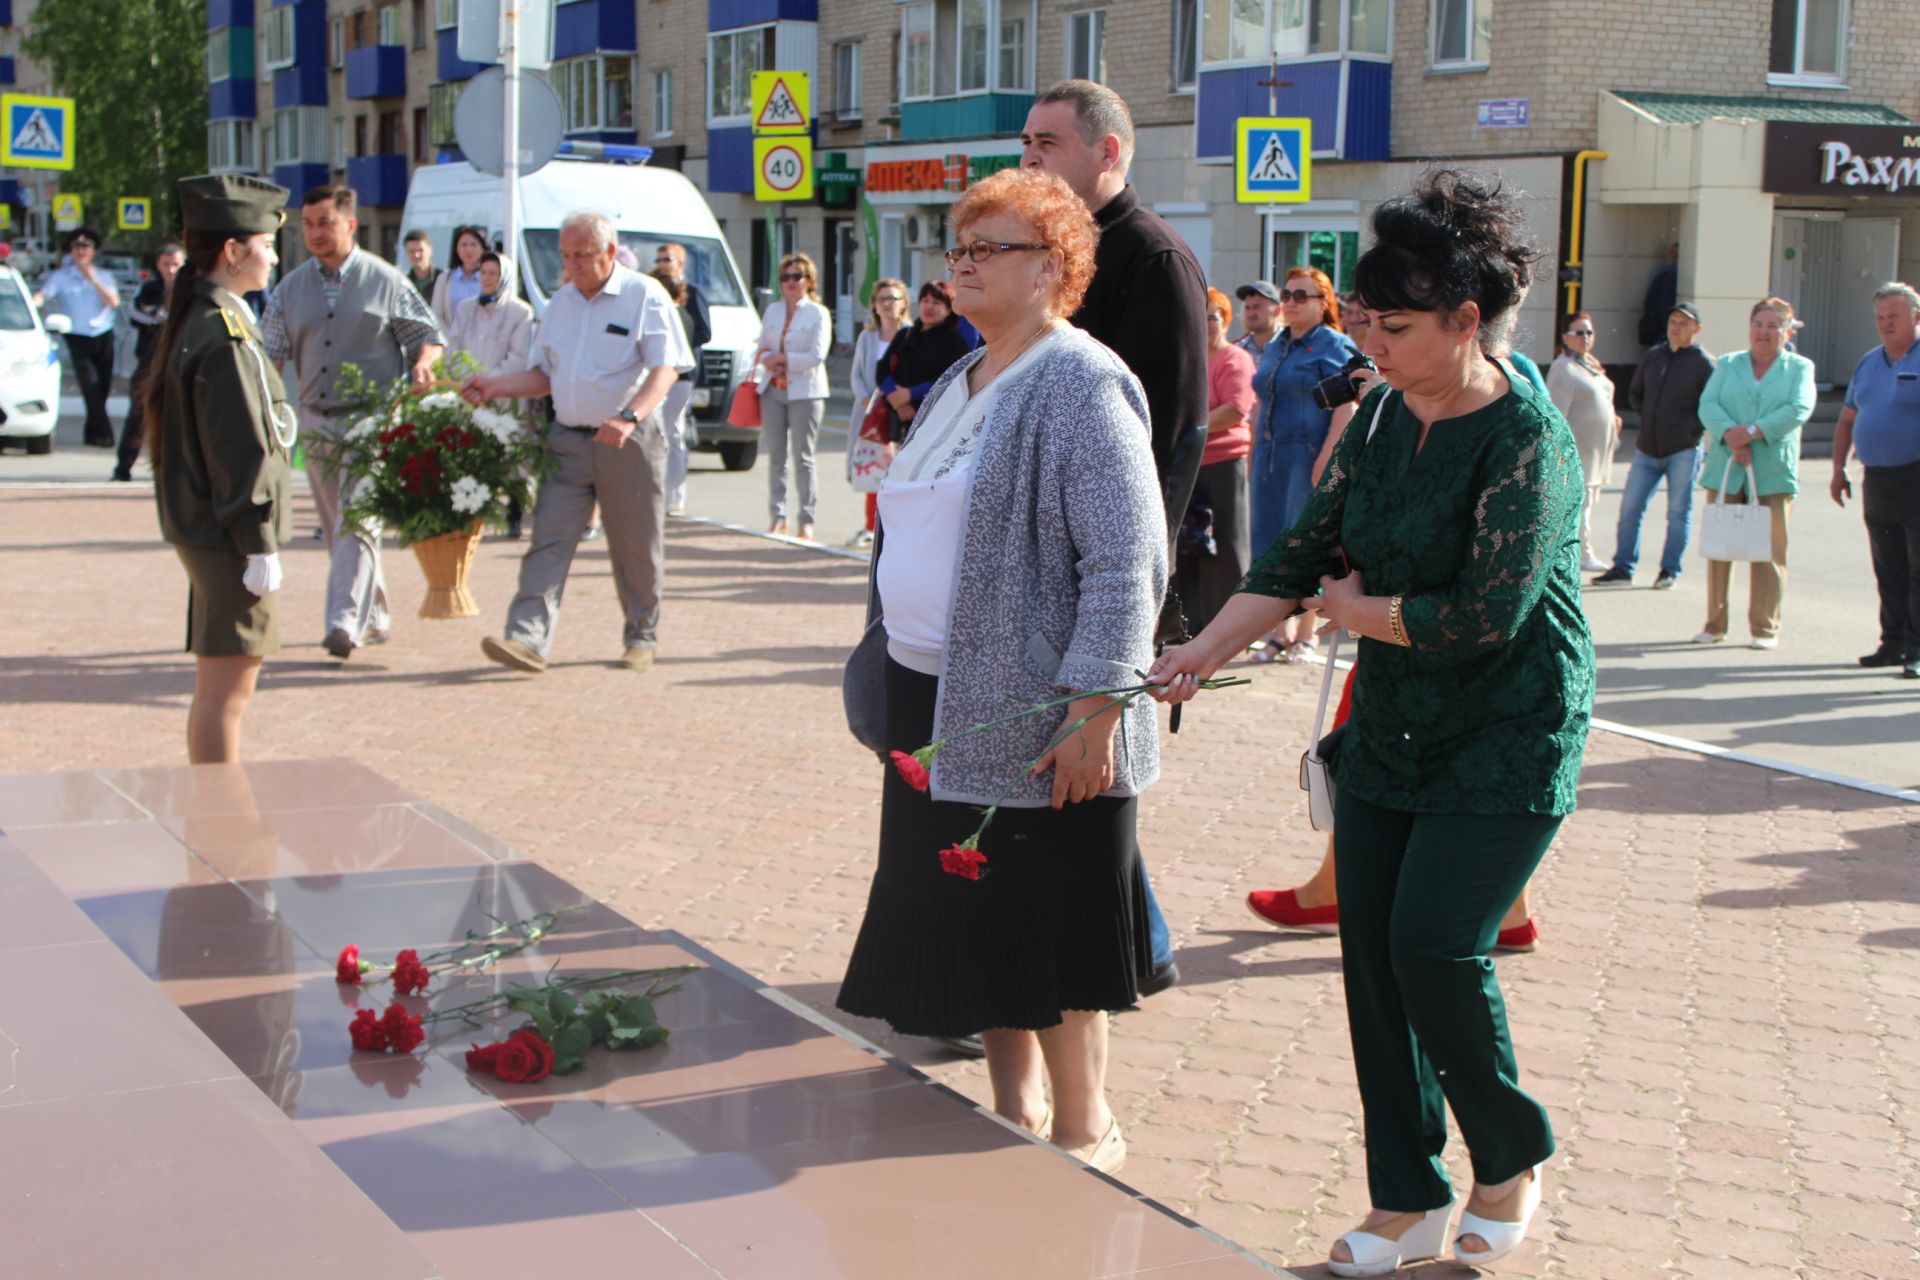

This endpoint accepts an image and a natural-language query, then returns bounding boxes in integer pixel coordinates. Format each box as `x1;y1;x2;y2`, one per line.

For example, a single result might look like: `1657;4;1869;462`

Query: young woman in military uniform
143;174;298;763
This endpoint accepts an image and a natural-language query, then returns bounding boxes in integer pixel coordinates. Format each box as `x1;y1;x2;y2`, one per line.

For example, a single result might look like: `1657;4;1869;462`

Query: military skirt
176;545;278;658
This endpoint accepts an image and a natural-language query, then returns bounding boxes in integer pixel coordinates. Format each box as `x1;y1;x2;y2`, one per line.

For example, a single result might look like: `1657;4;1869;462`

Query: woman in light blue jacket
1694;297;1816;649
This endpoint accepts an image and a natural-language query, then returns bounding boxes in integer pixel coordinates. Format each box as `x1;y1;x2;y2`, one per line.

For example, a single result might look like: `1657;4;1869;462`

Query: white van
400;158;763;470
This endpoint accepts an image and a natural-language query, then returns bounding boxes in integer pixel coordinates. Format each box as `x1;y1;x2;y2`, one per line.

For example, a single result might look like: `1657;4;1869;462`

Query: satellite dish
454;68;565;178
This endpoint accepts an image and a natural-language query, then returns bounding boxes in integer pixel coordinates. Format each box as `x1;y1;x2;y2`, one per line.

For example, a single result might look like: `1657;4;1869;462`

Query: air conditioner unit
905;213;946;249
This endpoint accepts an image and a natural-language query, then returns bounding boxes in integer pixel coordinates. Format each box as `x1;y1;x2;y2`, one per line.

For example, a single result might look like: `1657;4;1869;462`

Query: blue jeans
1144;871;1172;971
1611;446;1700;577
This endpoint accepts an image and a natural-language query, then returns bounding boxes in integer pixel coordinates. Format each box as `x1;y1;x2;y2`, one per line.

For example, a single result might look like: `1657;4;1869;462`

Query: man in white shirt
463;211;692;673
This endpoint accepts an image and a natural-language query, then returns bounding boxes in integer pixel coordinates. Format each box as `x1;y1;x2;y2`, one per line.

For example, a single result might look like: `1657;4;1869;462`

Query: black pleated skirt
836;657;1153;1036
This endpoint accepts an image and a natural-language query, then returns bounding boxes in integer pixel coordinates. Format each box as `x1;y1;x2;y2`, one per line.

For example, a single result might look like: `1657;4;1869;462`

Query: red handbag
726;379;762;428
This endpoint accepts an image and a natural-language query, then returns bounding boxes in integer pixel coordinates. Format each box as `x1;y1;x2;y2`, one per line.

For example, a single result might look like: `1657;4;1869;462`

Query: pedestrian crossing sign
750;72;810;134
118;198;152;232
52;193;83;230
1;93;75;171
1235;118;1311;204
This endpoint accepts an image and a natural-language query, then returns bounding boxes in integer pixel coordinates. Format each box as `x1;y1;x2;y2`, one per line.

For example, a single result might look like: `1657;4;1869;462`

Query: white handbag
1298;630;1344;833
1699;458;1772;563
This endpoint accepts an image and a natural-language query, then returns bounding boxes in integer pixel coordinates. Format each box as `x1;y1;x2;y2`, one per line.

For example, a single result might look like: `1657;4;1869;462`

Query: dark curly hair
1354;169;1537;352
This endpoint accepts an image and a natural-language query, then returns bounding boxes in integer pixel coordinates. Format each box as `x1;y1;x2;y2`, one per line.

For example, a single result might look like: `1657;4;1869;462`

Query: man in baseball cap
1234;281;1281;358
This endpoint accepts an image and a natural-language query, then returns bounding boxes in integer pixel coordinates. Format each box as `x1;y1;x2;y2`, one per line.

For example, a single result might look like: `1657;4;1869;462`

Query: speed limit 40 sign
753;135;814;202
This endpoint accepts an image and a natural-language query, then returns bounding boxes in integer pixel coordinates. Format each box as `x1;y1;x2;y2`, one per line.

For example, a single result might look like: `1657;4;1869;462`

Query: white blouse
877;328;1066;674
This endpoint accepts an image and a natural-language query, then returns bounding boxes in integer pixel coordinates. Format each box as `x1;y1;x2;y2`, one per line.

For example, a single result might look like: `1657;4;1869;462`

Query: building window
900;4;934;101
208;119;258;173
1770;0;1846;82
1431;0;1493;68
330;17;345;67
558;54;636;132
271;106;328;165
998;9;1030;90
262;6;296;70
708;25;772;121
376;5;397;45
378;109;403;154
652;68;674;136
831;42;861;118
429;81;458;146
412;107;428;161
1201;0;1389;64
1172;0;1198;89
1065;9;1105;82
958;0;990;93
410;0;427;50
435;0;457;30
206;28;235;82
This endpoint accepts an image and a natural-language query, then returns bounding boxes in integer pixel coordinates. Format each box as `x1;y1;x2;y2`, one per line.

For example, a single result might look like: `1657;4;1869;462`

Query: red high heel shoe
1246;888;1339;935
1494;918;1540;953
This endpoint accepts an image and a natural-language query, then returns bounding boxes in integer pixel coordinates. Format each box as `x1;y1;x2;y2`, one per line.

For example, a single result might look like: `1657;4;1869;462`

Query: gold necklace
971;319;1057;394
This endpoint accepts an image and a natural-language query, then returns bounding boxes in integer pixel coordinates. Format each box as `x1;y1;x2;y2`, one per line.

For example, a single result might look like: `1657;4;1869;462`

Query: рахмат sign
1764;122;1920;197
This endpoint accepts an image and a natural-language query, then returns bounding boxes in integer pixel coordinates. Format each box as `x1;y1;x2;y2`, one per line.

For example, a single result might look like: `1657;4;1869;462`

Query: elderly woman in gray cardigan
837;168;1165;1177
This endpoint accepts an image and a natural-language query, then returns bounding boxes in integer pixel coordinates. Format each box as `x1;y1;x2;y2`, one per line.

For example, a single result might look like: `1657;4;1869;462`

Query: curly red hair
950;168;1099;318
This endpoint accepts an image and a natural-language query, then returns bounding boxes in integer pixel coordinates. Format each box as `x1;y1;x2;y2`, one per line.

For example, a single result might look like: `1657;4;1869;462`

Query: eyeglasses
70;240;96;250
779;272;806;282
944;241;1049;268
874;293;905;304
1566;328;1595;337
1279;288;1322;303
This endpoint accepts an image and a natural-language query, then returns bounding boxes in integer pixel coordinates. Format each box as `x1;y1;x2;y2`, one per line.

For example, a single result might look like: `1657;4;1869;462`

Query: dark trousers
1175;455;1252;635
1864;461;1920;659
65;332;116;447
1334;789;1562;1210
116;358;154;478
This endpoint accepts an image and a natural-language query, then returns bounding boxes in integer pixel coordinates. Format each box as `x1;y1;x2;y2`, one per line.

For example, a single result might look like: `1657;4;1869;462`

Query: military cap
177;173;289;237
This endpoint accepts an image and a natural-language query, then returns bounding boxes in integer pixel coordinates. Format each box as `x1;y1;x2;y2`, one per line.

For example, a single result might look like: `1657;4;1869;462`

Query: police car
0;260;66;454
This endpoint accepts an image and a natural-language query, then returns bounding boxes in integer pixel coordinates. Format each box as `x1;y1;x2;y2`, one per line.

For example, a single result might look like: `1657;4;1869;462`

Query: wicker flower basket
411;521;484;619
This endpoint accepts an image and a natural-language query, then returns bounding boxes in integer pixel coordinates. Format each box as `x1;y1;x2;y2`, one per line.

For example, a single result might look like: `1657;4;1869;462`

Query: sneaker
1904;659;1920;680
583;525;602;541
1859;648;1907;668
1591;567;1632;587
480;635;547;672
1692;630;1725;644
618;646;656;672
1580;554;1609;572
1652;572;1678;590
1751;636;1779;651
846;529;875;548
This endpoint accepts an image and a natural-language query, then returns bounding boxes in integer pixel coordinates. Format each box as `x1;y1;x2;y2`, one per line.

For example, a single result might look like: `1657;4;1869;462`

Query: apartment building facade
196;0;1920;372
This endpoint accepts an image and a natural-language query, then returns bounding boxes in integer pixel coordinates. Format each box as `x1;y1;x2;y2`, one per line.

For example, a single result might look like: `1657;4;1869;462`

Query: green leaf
617;997;658;1028
548;990;577;1023
552;1017;592;1062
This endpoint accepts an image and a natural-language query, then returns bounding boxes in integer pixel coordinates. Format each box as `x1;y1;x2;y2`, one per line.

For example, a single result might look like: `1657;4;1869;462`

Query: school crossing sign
750;72;809;134
1;93;75;171
1236;118;1311;204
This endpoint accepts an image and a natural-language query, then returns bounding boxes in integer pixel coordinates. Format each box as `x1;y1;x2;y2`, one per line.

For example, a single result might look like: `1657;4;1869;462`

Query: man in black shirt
113;242;183;482
402;228;441;302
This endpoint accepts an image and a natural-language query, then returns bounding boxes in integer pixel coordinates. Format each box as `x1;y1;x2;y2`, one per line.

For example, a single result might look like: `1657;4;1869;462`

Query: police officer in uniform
145;174;298;764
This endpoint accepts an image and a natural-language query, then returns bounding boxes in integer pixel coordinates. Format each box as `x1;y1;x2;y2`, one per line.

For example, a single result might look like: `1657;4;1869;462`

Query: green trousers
1334;789;1562;1211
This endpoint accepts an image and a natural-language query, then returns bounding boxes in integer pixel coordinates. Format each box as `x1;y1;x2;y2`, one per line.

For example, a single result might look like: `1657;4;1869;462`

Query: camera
1311;354;1377;411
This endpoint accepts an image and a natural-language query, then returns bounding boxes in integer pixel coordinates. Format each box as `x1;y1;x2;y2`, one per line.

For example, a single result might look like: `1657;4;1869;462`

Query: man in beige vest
262;184;443;659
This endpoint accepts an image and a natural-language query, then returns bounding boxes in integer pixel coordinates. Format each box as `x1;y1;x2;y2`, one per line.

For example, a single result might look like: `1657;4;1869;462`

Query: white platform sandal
1453;1165;1543;1266
1328;1204;1453;1278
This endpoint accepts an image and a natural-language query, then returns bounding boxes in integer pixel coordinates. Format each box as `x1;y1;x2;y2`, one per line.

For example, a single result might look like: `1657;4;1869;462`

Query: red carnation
380;1002;425;1054
435;425;475;451
336;944;365;985
889;750;932;792
490;1029;556;1083
938;841;988;881
390;949;432;995
348;1008;387;1052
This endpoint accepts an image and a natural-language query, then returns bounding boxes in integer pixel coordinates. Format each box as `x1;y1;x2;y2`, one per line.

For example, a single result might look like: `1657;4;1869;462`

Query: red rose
349;1008;387;1052
466;1042;504;1074
380;1002;425;1054
889;750;932;792
938;842;988;881
390;949;432;995
491;1029;556;1083
336;944;365;985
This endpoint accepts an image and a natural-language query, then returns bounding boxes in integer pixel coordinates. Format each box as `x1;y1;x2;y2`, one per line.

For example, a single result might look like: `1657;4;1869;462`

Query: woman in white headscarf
448;251;532;377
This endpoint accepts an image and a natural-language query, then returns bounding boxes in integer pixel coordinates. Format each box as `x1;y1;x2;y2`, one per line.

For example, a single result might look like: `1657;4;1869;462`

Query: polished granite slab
0;762;1279;1278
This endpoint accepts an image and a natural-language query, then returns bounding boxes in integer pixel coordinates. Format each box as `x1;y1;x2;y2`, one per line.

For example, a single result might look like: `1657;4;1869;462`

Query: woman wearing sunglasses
1249;266;1361;662
1548;311;1621;572
755;253;833;540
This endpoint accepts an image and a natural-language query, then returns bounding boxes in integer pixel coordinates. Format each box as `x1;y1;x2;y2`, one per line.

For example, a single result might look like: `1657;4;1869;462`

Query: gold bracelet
1389;594;1409;647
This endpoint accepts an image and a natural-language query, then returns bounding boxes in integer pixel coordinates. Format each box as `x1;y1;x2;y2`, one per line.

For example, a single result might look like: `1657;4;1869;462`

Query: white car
0;263;66;454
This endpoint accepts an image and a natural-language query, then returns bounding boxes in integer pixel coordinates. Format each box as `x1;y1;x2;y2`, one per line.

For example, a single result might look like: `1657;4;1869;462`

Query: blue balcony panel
274;61;329;107
347;154;410;207
899;94;1028;142
554;0;636;58
0;179;20;207
206;0;251;30
208;77;257;120
345;45;407;98
273;163;331;206
293;3;327;62
709;126;754;194
0;1;13;26
1195;63;1342;162
0;57;13;87
1341;61;1391;161
437;28;493;81
708;0;817;28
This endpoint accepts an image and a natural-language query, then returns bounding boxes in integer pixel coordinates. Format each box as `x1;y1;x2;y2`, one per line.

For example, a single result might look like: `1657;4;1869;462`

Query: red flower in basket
937;839;988;881
889;749;932;792
390;949;432;996
336;944;366;986
435;424;476;451
468;1029;555;1083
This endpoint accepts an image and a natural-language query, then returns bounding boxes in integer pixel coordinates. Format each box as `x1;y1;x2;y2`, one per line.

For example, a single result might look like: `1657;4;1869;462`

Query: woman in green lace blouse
1152;171;1594;1277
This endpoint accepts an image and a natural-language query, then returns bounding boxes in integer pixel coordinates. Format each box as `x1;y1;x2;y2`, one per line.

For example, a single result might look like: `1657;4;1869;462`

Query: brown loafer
481;635;546;672
619;646;656;672
1061;1117;1126;1174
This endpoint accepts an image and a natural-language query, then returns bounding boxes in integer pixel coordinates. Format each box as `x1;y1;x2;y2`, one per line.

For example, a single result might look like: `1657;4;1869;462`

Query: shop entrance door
1262;211;1362;294
1772;212;1900;380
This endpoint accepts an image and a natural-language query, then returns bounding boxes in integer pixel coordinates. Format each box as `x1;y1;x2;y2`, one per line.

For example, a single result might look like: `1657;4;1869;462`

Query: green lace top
1241;369;1595;815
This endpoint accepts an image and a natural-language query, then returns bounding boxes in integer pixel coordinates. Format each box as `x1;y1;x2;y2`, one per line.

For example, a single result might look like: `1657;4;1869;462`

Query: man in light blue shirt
33;227;121;448
1832;282;1920;677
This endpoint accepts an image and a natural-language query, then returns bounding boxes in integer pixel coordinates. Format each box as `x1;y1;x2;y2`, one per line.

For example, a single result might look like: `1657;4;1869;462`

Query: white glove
242;552;284;598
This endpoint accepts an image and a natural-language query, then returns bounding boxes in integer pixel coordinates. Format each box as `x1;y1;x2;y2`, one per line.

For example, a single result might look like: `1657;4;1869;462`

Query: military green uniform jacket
155;279;295;556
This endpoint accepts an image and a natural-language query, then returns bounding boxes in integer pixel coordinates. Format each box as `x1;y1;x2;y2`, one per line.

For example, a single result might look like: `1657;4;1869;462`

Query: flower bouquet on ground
325;353;549;618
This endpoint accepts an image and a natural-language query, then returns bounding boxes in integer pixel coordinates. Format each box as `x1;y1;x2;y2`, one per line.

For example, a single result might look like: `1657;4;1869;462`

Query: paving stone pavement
6;488;1918;1279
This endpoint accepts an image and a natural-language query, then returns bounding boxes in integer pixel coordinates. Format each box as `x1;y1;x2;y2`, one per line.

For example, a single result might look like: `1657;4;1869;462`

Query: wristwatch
617;408;638;423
